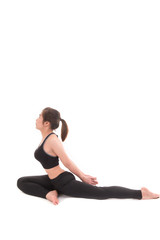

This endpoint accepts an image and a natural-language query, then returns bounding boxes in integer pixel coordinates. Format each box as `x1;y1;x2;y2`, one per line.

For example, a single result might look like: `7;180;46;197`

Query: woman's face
36;113;44;130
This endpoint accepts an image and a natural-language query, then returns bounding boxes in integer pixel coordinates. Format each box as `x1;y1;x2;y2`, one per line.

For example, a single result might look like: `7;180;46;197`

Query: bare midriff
45;165;65;180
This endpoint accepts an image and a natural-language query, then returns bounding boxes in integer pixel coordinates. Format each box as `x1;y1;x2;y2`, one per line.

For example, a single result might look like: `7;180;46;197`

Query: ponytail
60;118;69;142
42;107;69;142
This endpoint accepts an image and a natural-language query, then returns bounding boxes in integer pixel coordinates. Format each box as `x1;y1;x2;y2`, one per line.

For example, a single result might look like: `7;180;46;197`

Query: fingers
91;182;98;185
91;177;98;184
91;178;98;185
90;176;97;181
84;174;98;185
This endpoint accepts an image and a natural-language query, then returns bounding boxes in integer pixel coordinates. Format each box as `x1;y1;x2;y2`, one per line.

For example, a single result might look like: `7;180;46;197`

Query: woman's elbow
60;159;71;168
60;155;73;168
64;162;71;169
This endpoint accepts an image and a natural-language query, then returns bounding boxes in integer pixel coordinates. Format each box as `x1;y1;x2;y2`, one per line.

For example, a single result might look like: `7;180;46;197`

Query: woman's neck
40;129;53;139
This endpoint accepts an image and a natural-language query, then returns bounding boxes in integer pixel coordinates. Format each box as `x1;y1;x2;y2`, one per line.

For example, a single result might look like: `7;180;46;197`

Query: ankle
46;190;58;199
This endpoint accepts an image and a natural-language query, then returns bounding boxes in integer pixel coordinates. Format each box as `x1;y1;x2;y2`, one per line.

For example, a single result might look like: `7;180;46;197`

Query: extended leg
60;179;142;200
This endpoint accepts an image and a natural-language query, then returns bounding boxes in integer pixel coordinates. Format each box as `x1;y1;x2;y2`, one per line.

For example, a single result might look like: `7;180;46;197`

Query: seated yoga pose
17;107;160;205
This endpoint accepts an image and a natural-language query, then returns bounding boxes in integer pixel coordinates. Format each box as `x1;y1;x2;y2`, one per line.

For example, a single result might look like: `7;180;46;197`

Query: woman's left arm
50;136;98;185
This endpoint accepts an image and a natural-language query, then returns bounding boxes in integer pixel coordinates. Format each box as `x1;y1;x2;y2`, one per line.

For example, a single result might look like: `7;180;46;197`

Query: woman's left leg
17;175;57;199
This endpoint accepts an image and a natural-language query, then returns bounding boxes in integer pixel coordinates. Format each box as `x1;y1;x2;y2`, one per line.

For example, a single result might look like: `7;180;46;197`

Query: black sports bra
34;132;59;169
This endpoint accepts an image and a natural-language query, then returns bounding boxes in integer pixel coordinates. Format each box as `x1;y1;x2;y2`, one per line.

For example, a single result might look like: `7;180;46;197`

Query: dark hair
42;107;69;142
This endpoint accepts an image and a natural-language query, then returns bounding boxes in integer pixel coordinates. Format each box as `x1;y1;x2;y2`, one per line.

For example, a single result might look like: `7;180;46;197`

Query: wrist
79;172;85;181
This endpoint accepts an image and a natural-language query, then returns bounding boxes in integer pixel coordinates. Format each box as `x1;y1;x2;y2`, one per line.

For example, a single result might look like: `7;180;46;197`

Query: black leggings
17;171;142;200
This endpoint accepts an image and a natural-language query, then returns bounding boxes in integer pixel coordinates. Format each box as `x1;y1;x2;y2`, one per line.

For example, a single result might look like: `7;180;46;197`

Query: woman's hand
81;174;98;185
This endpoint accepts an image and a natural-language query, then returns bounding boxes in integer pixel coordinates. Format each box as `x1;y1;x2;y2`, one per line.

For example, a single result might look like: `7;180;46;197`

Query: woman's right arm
50;136;98;185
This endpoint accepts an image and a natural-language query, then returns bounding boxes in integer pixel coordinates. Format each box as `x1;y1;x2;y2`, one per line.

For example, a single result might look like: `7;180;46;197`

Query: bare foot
141;187;160;200
46;190;59;205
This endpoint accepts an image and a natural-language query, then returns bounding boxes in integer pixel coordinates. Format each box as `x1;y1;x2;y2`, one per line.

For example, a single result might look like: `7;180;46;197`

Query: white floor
1;182;159;240
1;1;160;239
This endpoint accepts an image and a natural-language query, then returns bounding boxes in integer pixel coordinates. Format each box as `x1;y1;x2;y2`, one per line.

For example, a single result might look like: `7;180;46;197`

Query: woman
17;107;159;205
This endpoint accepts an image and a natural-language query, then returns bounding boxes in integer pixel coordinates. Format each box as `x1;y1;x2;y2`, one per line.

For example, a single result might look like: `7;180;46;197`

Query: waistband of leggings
50;171;73;182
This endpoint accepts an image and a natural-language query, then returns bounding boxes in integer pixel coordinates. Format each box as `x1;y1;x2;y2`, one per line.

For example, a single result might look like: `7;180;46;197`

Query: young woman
17;107;160;205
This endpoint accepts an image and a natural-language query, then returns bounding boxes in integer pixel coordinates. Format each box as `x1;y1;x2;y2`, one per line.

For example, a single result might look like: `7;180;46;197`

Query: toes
154;194;159;199
52;198;59;205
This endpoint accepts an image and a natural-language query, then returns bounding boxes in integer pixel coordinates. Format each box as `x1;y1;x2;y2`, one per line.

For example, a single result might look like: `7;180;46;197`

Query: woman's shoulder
48;132;58;142
52;132;58;138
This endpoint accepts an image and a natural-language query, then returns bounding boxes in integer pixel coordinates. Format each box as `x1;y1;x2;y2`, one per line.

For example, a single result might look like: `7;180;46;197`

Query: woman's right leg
59;175;160;200
61;179;143;200
17;175;56;199
51;172;143;200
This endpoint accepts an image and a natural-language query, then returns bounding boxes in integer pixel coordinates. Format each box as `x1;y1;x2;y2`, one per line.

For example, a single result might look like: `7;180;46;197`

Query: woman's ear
44;121;50;127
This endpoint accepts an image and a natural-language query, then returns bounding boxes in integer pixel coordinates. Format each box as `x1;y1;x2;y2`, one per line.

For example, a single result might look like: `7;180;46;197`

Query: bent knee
17;177;27;190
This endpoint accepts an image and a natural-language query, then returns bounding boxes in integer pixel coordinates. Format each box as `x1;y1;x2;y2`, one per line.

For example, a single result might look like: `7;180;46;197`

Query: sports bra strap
43;132;55;142
40;132;57;146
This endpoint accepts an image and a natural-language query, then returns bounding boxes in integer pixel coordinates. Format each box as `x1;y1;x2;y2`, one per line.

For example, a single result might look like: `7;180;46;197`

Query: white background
0;0;160;239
